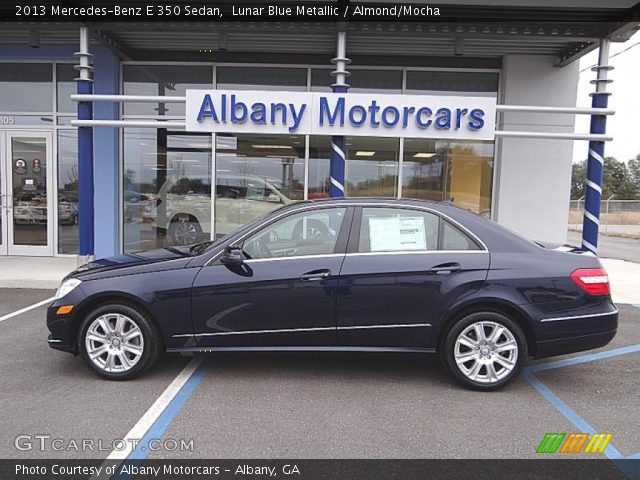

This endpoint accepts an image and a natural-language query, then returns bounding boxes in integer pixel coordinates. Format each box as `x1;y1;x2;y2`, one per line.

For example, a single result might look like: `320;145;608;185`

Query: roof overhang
0;1;638;67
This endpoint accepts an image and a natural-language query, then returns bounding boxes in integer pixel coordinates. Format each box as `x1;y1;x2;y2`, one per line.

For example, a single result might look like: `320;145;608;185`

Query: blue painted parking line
526;344;640;373
128;360;210;461
523;371;624;460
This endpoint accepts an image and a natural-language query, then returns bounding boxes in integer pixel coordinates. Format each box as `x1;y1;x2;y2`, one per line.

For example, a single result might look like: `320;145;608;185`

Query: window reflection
123;129;212;252
123;65;212;116
56;64;77;113
0;63;52;112
402;139;494;216
215;134;304;238
57;130;79;254
311;69;403;93
308;136;399;198
216;67;307;91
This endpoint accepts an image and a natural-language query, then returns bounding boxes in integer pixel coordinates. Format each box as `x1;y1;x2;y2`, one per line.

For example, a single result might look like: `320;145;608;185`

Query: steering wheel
292;219;334;242
256;237;272;258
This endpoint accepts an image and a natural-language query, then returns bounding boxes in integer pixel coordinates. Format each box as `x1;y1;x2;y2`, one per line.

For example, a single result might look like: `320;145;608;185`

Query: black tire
168;216;202;246
78;303;162;381
441;311;527;391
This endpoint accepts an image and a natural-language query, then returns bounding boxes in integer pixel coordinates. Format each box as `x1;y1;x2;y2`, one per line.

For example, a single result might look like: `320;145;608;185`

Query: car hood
68;247;191;278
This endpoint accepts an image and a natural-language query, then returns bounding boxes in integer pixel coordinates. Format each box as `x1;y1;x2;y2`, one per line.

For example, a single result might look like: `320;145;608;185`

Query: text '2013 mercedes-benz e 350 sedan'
47;199;617;390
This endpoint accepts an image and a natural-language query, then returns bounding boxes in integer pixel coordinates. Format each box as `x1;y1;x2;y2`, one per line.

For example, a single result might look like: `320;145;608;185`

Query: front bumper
46;287;87;355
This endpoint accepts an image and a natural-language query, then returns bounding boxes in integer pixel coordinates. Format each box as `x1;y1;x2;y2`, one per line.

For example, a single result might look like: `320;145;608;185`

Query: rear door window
357;207;481;252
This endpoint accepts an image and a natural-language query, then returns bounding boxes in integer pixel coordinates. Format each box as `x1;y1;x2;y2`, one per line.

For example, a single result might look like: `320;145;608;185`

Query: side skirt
166;346;437;354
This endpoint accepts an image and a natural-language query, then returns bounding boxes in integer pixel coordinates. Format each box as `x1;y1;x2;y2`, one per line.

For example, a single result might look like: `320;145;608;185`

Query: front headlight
55;278;82;300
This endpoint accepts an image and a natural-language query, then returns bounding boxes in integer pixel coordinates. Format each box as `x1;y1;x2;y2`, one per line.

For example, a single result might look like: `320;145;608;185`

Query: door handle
428;263;461;275
300;269;332;281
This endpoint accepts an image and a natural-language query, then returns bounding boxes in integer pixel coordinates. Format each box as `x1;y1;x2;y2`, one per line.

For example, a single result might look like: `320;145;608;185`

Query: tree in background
571;155;640;200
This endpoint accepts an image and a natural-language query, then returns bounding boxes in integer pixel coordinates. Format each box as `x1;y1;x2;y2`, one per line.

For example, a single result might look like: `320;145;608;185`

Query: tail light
570;268;610;295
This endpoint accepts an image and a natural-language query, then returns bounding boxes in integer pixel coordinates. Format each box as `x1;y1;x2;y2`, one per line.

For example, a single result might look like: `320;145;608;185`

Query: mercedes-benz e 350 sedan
47;199;617;390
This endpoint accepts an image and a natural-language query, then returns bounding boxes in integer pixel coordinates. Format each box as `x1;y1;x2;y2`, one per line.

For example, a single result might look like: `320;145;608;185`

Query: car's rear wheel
78;304;162;380
442;311;527;391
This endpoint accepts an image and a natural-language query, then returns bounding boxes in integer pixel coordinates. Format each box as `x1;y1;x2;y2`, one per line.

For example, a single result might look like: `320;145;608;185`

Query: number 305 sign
0;116;15;125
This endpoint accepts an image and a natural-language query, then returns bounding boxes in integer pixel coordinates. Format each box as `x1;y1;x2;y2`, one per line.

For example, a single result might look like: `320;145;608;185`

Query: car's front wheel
442;311;527;391
78;304;162;380
168;215;202;246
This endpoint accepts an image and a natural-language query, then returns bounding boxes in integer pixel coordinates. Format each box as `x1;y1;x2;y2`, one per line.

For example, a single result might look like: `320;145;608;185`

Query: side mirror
220;246;244;265
267;193;282;203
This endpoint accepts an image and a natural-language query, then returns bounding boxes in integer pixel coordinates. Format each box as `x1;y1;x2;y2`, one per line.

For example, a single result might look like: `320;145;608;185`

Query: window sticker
369;216;427;252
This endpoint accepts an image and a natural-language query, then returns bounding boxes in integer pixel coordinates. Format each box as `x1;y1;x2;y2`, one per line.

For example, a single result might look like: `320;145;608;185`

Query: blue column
581;39;612;255
77;79;94;256
329;85;347;198
93;46;120;259
581;93;608;253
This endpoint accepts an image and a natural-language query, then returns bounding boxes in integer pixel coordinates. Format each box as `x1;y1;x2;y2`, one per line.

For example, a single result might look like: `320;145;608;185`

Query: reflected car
47;198;617;390
14;197;47;225
142;174;293;246
58;202;78;225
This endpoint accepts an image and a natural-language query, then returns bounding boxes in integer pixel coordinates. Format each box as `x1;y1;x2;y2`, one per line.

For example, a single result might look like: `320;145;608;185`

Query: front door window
242;208;347;260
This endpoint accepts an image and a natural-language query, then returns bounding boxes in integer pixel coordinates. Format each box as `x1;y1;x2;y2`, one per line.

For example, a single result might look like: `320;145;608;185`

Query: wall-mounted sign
32;158;41;174
14;158;27;175
186;90;496;140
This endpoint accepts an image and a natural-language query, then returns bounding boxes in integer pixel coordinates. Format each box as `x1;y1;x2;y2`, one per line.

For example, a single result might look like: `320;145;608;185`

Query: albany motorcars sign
186;90;496;140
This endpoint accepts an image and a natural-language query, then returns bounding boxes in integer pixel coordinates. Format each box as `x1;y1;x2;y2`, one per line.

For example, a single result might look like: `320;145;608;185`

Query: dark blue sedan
47;199;617;390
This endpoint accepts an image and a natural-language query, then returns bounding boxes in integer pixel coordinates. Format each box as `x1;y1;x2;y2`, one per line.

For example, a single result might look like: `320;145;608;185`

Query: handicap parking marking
524;341;640;477
523;371;624;460
106;356;207;461
126;358;209;460
0;296;55;323
526;344;640;373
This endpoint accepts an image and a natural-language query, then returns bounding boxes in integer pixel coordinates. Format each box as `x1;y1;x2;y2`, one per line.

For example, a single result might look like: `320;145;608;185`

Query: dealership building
0;1;638;260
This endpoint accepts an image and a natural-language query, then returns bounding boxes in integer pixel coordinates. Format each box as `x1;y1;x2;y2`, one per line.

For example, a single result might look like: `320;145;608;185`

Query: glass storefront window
402;139;494;216
56;64;77;113
57;130;79;254
0;63;53;112
311;69;402;93
406;71;499;96
123;129;212;252
216;67;307;91
309;136;399;198
123;65;212;116
215;133;304;238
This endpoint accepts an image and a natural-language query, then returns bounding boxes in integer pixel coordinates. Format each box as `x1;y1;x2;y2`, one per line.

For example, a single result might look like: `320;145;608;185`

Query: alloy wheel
453;320;518;384
173;222;198;245
85;313;144;373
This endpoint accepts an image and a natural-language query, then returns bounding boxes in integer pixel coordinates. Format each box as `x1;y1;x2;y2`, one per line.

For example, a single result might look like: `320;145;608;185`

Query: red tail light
570;268;610;295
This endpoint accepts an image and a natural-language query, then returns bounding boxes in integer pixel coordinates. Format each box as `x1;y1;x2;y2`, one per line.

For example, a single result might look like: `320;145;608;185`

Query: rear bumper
534;328;617;358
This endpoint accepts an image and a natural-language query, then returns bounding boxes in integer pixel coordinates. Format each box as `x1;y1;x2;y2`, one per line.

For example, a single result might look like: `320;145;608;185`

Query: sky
572;30;640;164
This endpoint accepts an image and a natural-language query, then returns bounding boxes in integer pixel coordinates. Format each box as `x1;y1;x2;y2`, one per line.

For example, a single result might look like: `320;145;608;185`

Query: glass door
1;131;54;256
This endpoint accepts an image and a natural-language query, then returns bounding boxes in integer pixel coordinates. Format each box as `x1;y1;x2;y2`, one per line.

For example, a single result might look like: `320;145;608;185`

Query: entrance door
0;131;54;256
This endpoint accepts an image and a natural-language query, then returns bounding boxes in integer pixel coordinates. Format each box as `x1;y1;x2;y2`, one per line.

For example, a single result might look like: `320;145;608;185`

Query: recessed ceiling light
413;152;436;158
251;145;294;149
355;151;376;157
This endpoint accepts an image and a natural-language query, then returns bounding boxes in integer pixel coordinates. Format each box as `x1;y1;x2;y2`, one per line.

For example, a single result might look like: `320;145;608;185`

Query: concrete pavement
567;231;640;263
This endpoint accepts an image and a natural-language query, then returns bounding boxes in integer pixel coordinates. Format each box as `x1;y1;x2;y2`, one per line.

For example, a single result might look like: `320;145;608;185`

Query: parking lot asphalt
0;288;638;462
